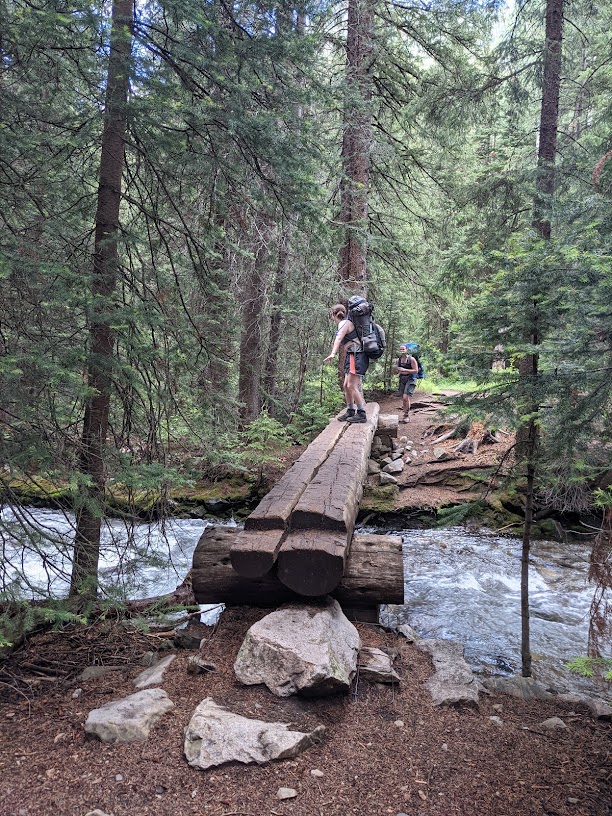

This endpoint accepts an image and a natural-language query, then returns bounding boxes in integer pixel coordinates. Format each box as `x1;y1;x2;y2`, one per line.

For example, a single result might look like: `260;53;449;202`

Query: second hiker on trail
324;303;369;424
394;344;418;423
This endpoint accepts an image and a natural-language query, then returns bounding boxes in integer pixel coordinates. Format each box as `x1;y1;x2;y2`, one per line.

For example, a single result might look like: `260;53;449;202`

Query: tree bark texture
337;0;374;295
197;200;234;406
238;217;271;423
263;219;292;410
520;447;536;677
71;0;133;600
532;0;564;240
517;0;563;673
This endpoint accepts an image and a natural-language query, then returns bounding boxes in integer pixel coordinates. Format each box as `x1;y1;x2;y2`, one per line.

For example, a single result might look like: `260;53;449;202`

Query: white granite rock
184;697;324;769
84;688;175;743
234;599;360;697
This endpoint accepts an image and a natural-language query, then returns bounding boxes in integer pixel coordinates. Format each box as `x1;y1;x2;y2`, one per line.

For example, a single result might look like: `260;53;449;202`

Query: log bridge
192;403;404;618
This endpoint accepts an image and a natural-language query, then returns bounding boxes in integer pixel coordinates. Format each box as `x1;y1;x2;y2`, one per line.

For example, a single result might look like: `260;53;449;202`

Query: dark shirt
398;355;417;382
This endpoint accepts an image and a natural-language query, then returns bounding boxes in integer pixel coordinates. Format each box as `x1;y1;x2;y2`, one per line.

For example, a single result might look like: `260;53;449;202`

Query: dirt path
365;389;513;515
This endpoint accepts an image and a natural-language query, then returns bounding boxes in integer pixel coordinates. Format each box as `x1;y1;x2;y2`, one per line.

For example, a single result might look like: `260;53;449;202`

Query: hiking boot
347;409;367;424
337;408;355;421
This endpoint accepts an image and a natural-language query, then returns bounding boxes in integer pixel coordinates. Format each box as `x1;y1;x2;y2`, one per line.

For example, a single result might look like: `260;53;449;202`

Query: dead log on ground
452;422;500;455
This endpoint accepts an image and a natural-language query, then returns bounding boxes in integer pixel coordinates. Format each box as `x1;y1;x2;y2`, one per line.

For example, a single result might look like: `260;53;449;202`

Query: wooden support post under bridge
192;526;404;614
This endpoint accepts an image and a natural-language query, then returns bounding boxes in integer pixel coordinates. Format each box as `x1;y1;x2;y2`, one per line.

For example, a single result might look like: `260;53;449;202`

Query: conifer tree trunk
263;220;292;411
337;0;375;296
238;219;270;423
533;0;563;241
263;6;304;412
518;0;564;676
70;0;133;602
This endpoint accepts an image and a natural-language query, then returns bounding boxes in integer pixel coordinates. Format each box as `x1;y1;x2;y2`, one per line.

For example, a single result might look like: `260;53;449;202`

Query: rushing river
1;506;609;695
374;525;609;694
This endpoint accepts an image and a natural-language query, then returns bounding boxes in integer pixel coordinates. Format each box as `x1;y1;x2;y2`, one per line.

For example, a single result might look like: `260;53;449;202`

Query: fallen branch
430;429;457;445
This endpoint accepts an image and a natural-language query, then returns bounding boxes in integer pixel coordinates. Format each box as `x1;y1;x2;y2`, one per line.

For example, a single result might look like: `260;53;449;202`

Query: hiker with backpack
394;344;419;423
324;303;369;424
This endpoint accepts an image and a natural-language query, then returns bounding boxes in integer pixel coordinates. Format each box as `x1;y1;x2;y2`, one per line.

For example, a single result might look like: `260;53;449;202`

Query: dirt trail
368;388;513;514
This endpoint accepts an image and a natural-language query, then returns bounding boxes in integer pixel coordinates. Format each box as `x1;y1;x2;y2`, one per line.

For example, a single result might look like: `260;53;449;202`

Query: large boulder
84;688;175;743
184;697;325;770
234;599;360;697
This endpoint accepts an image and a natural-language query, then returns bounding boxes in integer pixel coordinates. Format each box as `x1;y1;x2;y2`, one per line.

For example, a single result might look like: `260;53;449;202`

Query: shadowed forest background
0;0;611;661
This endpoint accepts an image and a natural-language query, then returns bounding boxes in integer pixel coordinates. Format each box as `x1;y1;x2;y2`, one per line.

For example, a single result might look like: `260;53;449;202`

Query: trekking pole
319;365;324;406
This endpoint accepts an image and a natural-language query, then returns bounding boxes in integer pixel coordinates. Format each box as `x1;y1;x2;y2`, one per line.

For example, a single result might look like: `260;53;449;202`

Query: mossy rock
5;473;256;519
360;484;399;513
171;477;252;504
531;519;562;541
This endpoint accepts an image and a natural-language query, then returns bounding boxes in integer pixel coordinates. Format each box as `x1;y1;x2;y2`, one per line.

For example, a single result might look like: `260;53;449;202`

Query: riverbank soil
361;387;516;518
1;391;609;815
0;612;610;816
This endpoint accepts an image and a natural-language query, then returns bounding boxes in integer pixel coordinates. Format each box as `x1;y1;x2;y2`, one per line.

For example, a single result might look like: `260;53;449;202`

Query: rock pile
368;433;418;485
79;599;611;782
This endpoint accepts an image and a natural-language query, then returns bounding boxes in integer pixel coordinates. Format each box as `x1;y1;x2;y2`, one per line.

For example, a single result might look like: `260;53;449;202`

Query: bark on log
277;403;380;595
244;419;348;532
192;527;403;607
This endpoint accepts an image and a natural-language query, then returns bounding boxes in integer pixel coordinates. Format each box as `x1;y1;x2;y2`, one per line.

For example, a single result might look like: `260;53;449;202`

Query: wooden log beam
229;529;286;579
376;414;399;438
277;403;380;596
243;419;348;532
230;419;349;578
192;527;403;607
289;402;380;533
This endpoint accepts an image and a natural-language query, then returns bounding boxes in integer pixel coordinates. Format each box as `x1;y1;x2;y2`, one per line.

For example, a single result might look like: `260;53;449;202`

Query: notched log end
277;550;344;597
229;548;277;579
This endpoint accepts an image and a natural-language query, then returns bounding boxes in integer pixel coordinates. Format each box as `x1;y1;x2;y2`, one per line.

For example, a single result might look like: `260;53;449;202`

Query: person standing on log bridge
393;344;418;423
324;304;369;424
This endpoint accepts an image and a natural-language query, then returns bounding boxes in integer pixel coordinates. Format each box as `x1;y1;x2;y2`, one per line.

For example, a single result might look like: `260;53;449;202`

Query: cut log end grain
278;549;344;598
229;529;286;578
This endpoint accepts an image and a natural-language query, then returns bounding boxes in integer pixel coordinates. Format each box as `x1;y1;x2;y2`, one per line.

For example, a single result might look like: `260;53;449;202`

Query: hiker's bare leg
401;384;412;422
342;374;352;407
335;374;356;421
347;373;362;407
403;395;411;421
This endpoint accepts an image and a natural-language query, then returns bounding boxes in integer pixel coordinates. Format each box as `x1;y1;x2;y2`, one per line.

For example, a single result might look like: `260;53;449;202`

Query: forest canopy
1;0;611;613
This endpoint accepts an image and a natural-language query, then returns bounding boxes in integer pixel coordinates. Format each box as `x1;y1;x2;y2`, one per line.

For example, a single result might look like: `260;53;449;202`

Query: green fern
567;656;612;681
436;501;483;527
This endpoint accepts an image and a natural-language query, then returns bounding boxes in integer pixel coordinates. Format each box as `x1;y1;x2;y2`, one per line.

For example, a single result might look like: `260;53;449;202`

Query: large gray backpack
347;296;386;360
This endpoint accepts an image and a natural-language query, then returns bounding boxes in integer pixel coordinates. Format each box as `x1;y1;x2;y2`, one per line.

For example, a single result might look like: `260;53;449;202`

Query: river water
373;525;609;694
1;506;608;695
